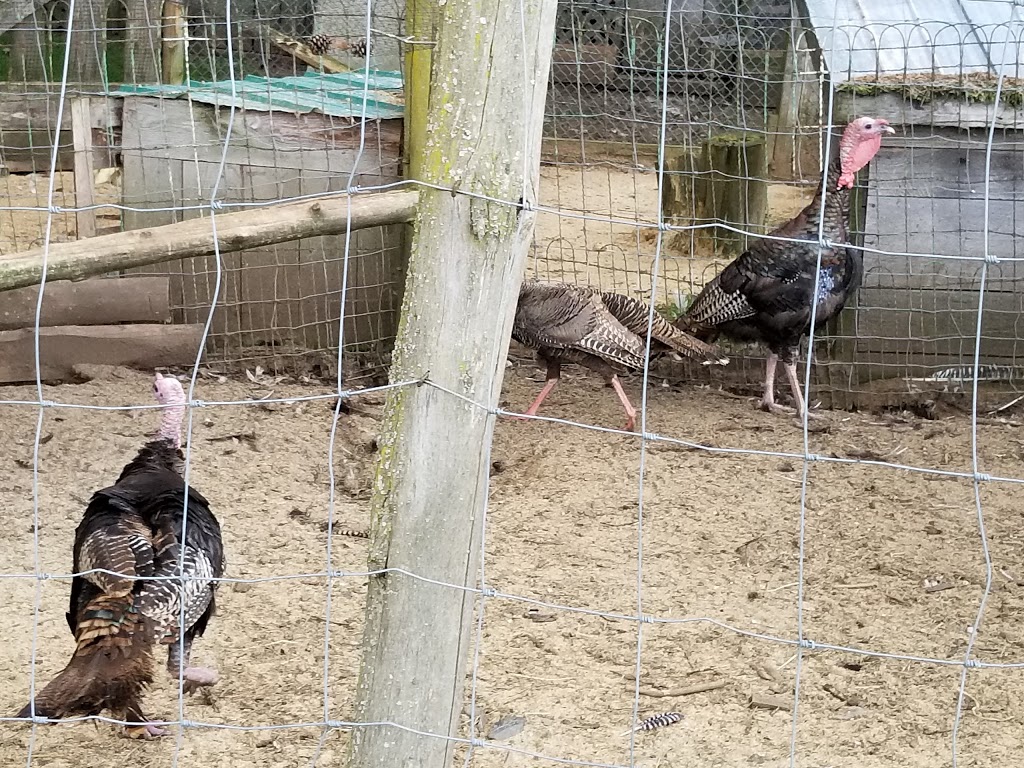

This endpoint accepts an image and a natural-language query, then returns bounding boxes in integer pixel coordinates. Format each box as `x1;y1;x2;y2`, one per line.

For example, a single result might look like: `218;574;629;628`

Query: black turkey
16;373;224;739
513;280;728;430
680;116;894;419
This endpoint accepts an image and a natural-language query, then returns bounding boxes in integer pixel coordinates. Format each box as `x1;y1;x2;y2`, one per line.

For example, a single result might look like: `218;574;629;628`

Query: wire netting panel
3;0;1024;767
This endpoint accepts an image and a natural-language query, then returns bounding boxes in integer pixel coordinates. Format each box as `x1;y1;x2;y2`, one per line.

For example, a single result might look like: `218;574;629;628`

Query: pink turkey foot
124;722;169;739
176;666;219;694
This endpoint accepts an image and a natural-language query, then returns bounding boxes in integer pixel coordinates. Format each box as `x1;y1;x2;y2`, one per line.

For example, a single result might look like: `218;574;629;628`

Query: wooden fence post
345;0;558;766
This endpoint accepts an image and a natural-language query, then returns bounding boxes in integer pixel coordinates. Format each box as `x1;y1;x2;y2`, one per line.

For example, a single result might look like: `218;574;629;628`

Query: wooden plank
0;277;171;330
0;88;118;132
852;286;1024;367
0;324;205;383
71;98;97;239
836;91;1024;131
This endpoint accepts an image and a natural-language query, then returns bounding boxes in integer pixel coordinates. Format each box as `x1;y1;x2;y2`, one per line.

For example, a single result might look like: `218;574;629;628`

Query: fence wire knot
326;720;345;729
641;431;658;441
209;200;225;211
480;586;497;598
34;572;52;581
180;719;198;728
963;658;982;669
799;638;817;650
520;198;535;212
47;205;62;214
347;185;362;196
656;220;670;232
470;737;486;747
639;614;656;624
973;472;992;483
30;715;49;725
984;253;1000;265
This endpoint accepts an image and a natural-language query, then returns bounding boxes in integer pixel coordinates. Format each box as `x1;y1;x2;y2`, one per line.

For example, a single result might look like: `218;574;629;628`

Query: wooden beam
834;91;1024;130
161;0;187;85
0;324;205;383
71;98;97;240
0;277;171;330
345;0;558;765
0;189;419;293
245;21;352;73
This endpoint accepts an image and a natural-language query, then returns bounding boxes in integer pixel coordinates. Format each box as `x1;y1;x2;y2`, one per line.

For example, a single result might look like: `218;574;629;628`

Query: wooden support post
345;0;558;765
70;97;97;239
0;189;419;293
692;131;768;256
161;0;186;85
770;18;820;180
403;0;434;182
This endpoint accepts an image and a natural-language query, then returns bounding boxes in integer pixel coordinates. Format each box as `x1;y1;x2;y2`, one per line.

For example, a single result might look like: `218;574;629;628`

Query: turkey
16;373;224;739
512;280;728;430
679;116;895;419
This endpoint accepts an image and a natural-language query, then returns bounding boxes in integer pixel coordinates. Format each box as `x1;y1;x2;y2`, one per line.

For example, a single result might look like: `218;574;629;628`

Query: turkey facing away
16;373;224;739
512;280;729;430
679;116;895;419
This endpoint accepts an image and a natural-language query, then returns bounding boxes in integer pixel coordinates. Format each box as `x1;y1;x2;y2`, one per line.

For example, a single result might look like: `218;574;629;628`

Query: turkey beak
881;124;895;134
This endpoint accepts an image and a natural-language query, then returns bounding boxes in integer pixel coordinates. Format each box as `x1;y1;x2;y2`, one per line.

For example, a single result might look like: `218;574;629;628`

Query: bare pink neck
157;405;186;449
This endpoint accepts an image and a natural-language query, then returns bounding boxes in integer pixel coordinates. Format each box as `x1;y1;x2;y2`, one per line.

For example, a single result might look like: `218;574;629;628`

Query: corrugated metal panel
118;70;404;120
802;0;1023;82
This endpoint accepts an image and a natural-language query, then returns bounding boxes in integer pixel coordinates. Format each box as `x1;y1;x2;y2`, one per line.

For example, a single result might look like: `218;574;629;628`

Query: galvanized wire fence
1;0;1024;767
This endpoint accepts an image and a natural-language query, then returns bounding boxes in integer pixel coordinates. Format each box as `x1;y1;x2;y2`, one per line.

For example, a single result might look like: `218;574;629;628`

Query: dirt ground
2;164;1023;766
0;365;1023;768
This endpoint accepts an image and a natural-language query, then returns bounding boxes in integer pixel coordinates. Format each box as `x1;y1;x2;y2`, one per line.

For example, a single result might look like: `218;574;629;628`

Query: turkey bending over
679;116;894;419
16;373;224;739
513;280;728;430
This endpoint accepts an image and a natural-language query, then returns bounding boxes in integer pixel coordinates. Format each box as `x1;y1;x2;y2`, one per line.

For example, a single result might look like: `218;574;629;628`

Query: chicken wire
1;0;405;381
2;1;1024;768
531;6;1024;407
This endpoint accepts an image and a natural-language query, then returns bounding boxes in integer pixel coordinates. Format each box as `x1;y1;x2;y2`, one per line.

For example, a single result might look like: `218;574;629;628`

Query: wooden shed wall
120;97;405;369
851;129;1024;380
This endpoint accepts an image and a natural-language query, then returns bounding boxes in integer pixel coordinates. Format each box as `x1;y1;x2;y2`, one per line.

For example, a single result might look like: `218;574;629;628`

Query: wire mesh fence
2;0;1024;766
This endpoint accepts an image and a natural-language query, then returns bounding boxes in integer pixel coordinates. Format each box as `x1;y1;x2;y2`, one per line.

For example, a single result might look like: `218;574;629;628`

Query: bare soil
0;365;1022;768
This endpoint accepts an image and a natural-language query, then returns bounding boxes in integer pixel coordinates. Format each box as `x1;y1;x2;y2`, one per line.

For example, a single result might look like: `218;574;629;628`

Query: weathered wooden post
694;131;768;255
345;0;558;766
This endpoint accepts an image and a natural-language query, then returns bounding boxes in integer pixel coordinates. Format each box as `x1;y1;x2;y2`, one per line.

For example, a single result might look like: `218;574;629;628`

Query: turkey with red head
679;116;895;419
16;373;224;739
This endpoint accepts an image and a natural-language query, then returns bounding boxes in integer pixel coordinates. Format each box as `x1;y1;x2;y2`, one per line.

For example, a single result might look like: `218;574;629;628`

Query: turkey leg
517;362;561;420
782;360;821;420
607;375;638;432
122;702;169;739
168;636;219;694
759;353;794;415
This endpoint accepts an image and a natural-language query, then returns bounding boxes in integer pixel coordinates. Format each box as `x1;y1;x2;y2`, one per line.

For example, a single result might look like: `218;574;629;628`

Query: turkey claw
179;666;219;694
759;401;795;415
124;722;169;739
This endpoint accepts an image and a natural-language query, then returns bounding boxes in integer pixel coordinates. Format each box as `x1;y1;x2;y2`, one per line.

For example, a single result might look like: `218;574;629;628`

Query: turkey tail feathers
598;292;729;366
15;594;154;725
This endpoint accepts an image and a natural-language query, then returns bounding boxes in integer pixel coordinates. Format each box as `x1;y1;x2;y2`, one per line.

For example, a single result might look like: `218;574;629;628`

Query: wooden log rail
0;189;420;293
